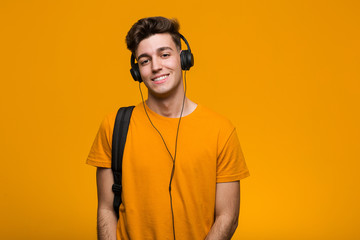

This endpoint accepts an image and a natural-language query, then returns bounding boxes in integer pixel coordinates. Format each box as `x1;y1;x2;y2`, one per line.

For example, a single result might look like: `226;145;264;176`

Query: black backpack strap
111;106;135;219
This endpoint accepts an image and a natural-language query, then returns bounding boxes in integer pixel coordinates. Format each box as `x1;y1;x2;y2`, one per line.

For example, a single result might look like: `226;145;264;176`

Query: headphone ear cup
130;63;142;82
180;50;194;70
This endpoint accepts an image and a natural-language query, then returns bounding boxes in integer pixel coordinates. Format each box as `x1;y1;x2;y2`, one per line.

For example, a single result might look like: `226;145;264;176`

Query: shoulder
189;104;236;145
100;111;117;132
102;104;141;130
196;104;234;130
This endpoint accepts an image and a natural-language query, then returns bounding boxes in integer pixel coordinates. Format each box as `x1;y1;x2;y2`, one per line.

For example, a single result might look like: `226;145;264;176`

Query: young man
87;17;249;240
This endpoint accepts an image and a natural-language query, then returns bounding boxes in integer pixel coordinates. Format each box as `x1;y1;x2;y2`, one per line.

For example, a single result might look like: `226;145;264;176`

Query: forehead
135;33;177;57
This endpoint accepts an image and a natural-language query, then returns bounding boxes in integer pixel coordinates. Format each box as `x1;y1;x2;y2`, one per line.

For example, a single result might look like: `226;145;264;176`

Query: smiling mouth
152;74;169;82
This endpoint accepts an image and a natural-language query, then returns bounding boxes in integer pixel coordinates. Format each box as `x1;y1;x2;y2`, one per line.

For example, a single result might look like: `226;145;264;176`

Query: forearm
96;167;117;239
97;208;117;240
205;215;238;240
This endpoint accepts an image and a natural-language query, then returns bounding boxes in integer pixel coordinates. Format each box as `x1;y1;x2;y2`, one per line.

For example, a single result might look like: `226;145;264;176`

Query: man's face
135;33;183;99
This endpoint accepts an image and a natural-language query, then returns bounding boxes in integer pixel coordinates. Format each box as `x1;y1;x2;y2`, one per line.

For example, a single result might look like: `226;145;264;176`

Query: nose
151;57;162;72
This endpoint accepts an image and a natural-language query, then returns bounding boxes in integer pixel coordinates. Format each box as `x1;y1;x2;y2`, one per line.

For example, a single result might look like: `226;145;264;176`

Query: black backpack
111;106;135;219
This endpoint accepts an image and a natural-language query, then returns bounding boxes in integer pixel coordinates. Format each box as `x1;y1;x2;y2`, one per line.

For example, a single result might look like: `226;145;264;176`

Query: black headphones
130;33;194;82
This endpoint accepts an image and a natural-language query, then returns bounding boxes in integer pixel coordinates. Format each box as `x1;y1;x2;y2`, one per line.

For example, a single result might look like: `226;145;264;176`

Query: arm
205;181;240;240
96;167;117;240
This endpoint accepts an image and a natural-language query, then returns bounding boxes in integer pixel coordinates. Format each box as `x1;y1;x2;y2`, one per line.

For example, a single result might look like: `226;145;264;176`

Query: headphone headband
179;33;191;52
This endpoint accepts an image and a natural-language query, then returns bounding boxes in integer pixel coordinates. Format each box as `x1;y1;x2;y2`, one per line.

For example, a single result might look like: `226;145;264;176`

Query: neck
146;93;187;118
143;77;197;118
146;97;198;118
145;84;198;118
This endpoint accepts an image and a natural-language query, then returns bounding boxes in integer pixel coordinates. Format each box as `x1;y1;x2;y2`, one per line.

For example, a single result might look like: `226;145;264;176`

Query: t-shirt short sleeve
86;114;115;168
216;128;250;182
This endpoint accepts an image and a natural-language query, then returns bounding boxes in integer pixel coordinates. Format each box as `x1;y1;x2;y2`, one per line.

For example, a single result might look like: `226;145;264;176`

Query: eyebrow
137;46;174;61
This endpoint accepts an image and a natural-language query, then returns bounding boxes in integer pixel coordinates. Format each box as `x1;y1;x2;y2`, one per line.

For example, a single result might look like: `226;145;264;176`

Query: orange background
1;0;359;239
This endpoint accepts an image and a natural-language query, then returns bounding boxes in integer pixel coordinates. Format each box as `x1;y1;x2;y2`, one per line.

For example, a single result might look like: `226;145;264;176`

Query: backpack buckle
112;183;122;195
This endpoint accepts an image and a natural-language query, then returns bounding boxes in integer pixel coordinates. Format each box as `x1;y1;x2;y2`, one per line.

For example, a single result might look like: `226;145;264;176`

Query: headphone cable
138;71;187;240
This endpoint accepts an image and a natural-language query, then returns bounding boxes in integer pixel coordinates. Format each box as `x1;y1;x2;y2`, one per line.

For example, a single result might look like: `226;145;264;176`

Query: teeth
153;75;168;81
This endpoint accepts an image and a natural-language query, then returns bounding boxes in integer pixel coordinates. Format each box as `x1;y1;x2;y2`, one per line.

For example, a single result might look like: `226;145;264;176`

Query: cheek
168;58;181;70
139;66;150;78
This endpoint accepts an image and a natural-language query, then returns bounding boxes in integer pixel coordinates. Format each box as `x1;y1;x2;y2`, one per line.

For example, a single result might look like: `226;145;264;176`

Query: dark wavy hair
126;16;181;54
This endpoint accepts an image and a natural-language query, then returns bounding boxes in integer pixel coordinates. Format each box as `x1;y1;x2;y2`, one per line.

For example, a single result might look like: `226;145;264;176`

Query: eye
161;53;170;58
140;59;150;66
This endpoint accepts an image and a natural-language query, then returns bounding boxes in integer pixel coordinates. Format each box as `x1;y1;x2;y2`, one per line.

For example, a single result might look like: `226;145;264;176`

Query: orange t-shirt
87;103;249;239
